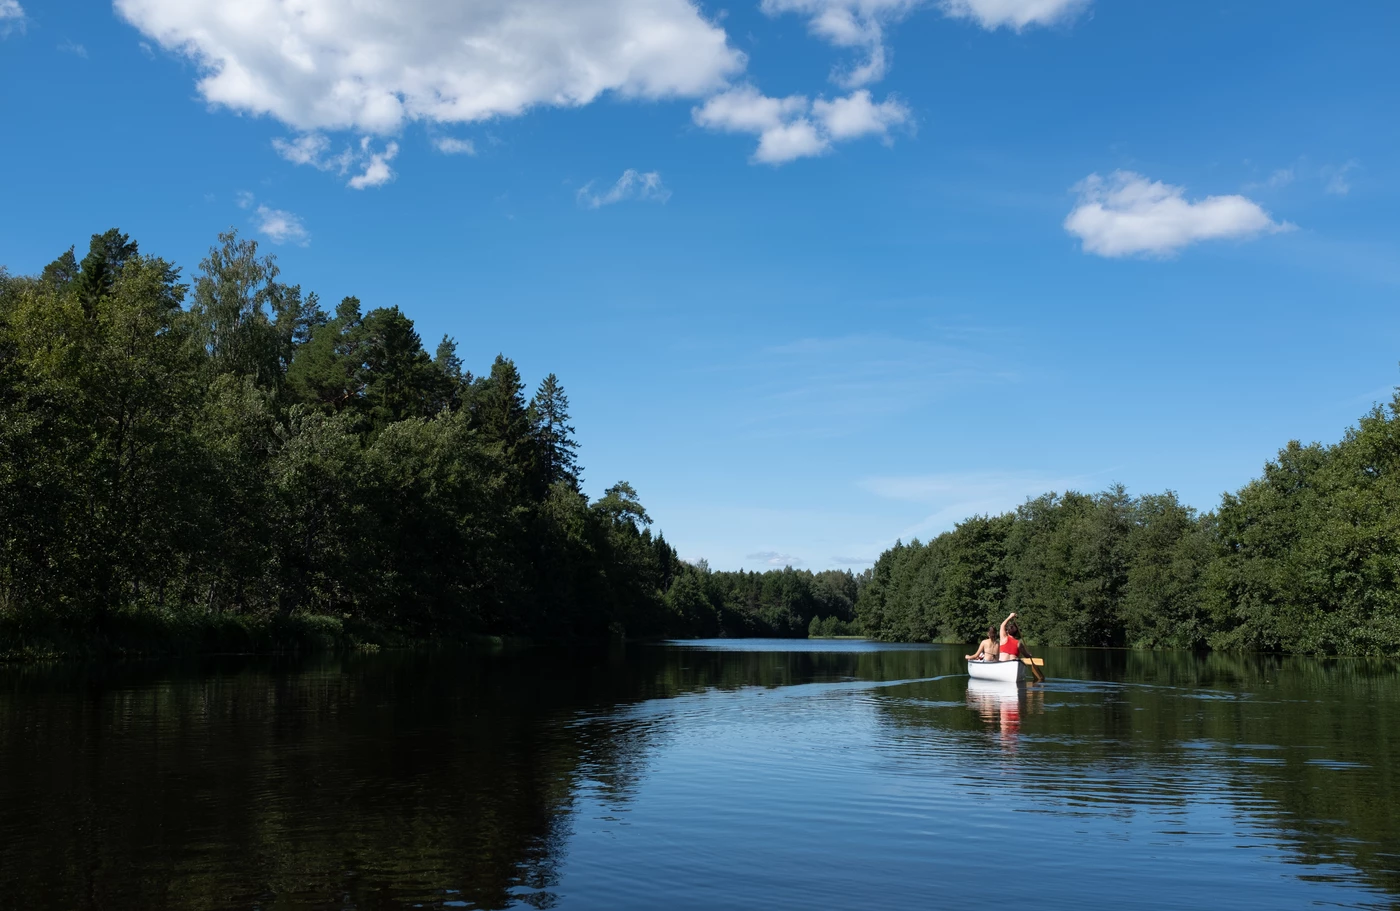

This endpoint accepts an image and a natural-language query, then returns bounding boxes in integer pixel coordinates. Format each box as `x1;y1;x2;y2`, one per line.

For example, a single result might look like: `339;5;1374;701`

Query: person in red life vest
998;611;1044;681
998;612;1022;661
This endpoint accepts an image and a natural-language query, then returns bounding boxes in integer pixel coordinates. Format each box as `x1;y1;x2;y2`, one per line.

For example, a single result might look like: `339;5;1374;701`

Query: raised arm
1000;612;1016;640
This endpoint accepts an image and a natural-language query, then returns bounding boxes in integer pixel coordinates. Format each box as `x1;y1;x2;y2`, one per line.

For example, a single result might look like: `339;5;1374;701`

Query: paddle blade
1020;657;1045;667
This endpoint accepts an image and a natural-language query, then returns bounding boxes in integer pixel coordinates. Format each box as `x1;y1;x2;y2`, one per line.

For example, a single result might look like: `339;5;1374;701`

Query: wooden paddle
1020;654;1046;682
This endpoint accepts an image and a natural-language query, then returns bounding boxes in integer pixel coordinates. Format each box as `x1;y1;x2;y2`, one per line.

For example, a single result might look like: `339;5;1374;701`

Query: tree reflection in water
0;642;1397;909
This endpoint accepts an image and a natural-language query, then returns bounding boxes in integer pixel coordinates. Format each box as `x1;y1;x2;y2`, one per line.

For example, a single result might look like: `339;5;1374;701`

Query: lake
1;640;1397;910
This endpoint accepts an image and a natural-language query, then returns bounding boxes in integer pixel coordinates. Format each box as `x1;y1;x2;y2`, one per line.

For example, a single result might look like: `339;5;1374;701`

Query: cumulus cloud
433;137;476;155
1064;170;1291;258
577;169;671;208
694;85;909;164
347;139;398;189
941;0;1090;30
0;0;25;35
762;0;1088;87
812;89;910;140
747;551;805;567
113;0;744;134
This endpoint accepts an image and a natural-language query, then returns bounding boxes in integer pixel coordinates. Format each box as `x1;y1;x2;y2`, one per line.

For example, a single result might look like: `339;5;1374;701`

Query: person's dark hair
1005;621;1021;638
987;625;998;642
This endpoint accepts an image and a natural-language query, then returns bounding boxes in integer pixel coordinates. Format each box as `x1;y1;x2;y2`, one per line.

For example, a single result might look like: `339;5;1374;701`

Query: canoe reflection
966;678;1043;740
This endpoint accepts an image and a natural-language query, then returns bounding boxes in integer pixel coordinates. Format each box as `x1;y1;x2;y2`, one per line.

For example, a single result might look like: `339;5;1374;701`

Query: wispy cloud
725;330;1018;438
237;191;309;245
1245;167;1294;191
830;555;874;566
1323;160;1359;196
860;469;1102;539
253;205;310;245
760;0;1089;88
58;39;88;57
577;169;672;208
272;133;397;189
747;550;805;567
0;0;24;36
433;137;476;155
1064;170;1291;258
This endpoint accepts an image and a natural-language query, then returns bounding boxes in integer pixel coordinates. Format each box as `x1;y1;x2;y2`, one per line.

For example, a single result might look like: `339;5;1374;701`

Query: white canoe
967;658;1023;683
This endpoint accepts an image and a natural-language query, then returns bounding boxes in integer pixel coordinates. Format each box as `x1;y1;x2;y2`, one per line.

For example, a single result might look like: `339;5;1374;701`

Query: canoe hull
967;659;1023;683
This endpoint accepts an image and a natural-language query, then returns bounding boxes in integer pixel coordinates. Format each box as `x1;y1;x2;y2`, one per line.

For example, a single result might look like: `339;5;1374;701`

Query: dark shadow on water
0;641;1397;909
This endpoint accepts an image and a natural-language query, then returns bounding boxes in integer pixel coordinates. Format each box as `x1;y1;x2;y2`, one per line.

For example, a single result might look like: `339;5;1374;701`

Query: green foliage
857;397;1400;657
808;614;860;637
661;562;863;638
8;226;1400;659
0;229;687;654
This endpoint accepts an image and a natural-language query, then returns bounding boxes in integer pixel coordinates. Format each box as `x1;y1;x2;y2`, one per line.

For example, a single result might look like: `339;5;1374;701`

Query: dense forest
5;228;1399;659
0;229;857;655
857;393;1400;656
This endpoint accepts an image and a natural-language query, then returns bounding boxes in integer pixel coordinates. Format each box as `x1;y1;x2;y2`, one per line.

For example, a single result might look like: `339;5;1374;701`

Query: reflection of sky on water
559;667;1394;911
1;643;1395;910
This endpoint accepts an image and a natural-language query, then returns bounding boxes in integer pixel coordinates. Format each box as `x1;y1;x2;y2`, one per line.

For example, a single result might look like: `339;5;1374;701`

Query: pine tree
530;373;581;491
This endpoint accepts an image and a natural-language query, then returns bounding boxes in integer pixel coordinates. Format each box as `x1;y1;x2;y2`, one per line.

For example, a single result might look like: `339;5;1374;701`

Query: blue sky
2;0;1397;570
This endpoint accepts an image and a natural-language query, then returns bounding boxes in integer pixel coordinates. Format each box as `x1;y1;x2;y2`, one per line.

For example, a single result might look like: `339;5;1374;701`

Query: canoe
967;658;1023;683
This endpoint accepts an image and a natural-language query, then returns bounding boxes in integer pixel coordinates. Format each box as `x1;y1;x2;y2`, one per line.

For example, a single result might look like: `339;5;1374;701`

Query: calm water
1;641;1398;910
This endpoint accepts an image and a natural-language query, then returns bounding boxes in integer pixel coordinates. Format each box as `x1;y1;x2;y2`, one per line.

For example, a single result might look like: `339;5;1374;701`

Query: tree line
0;228;862;653
857;391;1400;656
10;227;1391;657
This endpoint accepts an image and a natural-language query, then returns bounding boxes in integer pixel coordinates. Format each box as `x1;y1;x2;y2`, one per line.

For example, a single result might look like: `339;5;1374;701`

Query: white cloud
577;169;671;208
760;0;918;87
761;0;1087;87
747;550;805;567
812;89;910;140
1064;170;1291;258
433;137;476;155
272;134;333;168
272;133;396;189
1323;160;1358;196
694;85;909;164
940;0;1090;30
252;204;309;245
0;0;25;35
861;470;1095;539
59;40;88;57
1244;166;1295;192
235;190;255;209
113;0;744;134
347;139;398;189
